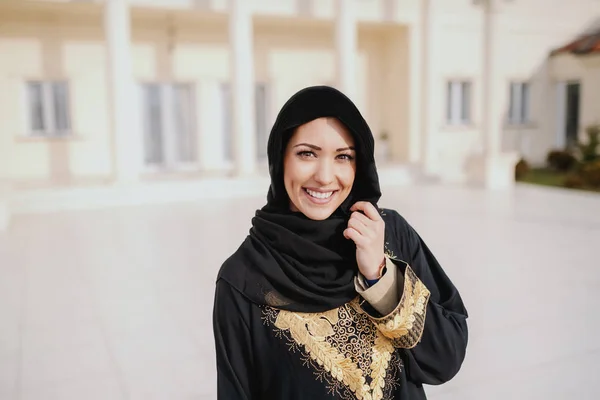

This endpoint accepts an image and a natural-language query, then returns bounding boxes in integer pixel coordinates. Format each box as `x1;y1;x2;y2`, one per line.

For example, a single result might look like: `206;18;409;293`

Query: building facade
0;0;599;228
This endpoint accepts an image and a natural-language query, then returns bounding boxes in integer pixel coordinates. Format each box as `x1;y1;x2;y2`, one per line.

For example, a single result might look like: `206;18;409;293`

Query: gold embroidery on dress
264;299;406;399
384;243;396;260
369;265;430;349
369;330;394;398
262;263;430;399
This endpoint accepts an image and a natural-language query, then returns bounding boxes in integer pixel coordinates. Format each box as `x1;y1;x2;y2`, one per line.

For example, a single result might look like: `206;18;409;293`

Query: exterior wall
254;23;410;162
550;54;600;136
0;3;410;187
1;0;599;187
0;9;111;187
129;0;421;24
498;0;600;166
424;0;600;177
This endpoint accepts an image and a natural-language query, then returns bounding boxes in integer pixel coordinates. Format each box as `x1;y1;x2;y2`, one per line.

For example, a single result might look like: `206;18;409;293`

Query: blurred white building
0;0;599;229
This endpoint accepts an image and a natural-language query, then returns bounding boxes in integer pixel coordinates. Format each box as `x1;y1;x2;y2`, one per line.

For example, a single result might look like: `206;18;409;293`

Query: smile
305;188;334;199
303;188;337;204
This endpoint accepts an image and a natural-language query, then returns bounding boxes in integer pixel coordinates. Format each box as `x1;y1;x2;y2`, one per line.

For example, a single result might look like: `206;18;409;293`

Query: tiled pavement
0;183;598;399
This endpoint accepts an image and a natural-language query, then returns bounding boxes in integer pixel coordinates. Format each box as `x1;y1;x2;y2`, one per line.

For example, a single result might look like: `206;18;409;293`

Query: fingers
350;210;371;226
343;227;367;246
349;201;382;222
347;214;368;235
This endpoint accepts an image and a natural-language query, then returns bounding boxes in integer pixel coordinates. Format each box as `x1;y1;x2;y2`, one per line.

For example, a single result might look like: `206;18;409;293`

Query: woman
213;86;468;400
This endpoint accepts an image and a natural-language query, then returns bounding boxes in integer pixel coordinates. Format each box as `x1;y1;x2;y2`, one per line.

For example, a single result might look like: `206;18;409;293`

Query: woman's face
283;117;357;220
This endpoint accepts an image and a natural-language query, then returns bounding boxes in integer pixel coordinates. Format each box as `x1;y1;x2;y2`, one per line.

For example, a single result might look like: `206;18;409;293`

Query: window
172;84;196;163
140;83;197;167
255;83;269;160
221;82;270;162
221;83;233;162
508;82;530;125
26;81;71;136
446;81;472;125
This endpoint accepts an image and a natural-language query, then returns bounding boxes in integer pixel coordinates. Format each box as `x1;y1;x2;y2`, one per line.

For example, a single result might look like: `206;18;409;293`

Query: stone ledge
465;151;520;190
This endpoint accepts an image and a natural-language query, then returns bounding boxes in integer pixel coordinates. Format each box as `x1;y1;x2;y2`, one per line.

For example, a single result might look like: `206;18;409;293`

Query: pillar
464;0;519;189
105;0;140;183
229;0;256;176
335;0;358;100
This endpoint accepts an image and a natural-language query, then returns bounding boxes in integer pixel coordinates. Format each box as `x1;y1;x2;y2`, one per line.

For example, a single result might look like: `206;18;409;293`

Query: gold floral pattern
368;265;430;348
262;264;430;399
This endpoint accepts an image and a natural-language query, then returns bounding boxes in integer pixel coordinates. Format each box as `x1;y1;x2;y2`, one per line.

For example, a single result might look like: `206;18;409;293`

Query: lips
302;188;338;204
305;188;334;199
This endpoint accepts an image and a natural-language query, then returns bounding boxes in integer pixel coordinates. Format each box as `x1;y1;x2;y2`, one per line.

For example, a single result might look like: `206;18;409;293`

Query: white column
229;0;256;176
472;0;518;189
199;80;228;171
417;0;432;170
335;0;358;100
0;119;10;230
0;181;10;231
105;0;140;183
481;0;501;159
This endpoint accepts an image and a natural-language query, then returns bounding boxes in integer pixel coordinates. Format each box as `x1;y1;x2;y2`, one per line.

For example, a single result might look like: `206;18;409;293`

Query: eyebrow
293;143;356;152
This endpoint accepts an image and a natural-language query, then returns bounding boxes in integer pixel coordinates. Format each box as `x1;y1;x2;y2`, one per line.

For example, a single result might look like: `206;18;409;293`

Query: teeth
306;189;333;199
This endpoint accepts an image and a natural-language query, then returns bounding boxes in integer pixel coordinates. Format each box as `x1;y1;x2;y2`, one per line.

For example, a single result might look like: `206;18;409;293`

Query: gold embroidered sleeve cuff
367;264;431;349
354;257;402;316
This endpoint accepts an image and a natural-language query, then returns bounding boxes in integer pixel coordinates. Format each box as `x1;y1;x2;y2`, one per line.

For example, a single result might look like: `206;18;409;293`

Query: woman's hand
343;201;386;280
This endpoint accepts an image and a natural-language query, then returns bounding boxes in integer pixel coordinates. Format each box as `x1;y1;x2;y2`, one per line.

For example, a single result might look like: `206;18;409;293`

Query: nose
313;159;335;186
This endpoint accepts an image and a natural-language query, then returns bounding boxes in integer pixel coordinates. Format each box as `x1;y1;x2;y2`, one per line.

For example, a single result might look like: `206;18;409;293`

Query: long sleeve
213;279;256;399
354;257;404;316
381;210;469;386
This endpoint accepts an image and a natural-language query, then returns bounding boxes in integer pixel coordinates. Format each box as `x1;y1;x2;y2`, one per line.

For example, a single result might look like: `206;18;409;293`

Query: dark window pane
461;82;471;122
28;82;45;133
508;83;516;122
255;83;267;159
52;81;71;133
521;83;529;123
173;84;196;163
143;84;164;164
222;83;232;162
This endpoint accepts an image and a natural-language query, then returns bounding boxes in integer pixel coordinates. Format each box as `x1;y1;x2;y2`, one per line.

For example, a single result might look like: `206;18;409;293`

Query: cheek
283;157;304;190
339;165;356;189
284;158;313;187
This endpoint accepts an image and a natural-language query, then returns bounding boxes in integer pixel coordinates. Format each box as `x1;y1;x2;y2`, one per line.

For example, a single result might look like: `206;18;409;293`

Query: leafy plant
579;160;600;188
546;150;577;172
563;174;585;189
577;124;600;163
515;158;530;180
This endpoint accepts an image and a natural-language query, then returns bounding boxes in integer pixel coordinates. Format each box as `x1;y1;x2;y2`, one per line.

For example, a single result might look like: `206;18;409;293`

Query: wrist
362;257;386;280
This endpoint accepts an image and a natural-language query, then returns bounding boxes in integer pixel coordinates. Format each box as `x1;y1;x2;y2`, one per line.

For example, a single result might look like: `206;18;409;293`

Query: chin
301;208;335;221
295;197;345;221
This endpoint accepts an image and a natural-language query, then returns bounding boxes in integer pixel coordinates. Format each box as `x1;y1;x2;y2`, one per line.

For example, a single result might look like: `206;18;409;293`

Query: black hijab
217;86;382;313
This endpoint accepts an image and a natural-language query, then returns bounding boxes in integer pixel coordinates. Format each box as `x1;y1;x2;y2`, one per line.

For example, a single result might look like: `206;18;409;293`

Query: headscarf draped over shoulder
217;86;383;313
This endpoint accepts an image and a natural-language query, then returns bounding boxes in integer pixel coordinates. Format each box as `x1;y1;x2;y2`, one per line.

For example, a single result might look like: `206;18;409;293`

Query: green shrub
577;124;600;163
547;150;577;172
515;158;530;180
580;160;600;188
564;174;585;189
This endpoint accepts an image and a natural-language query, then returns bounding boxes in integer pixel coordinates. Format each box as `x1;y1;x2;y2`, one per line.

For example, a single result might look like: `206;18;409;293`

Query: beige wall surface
1;0;598;186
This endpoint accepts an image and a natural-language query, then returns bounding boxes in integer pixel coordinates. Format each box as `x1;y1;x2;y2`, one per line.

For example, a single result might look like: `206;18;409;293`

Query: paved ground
0;183;598;399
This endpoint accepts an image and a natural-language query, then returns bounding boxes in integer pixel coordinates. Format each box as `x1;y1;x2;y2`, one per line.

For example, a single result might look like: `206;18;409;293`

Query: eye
337;154;355;161
297;150;316;158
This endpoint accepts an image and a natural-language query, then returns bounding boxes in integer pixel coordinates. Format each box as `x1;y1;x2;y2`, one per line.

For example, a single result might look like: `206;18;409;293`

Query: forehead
290;117;355;147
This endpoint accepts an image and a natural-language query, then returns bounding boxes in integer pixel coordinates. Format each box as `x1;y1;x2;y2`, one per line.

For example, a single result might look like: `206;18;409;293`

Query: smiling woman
284;117;357;220
213;86;469;400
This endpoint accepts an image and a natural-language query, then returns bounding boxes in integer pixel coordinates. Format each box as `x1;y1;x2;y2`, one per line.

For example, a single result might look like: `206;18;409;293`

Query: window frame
507;81;531;126
24;80;73;138
446;80;473;126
